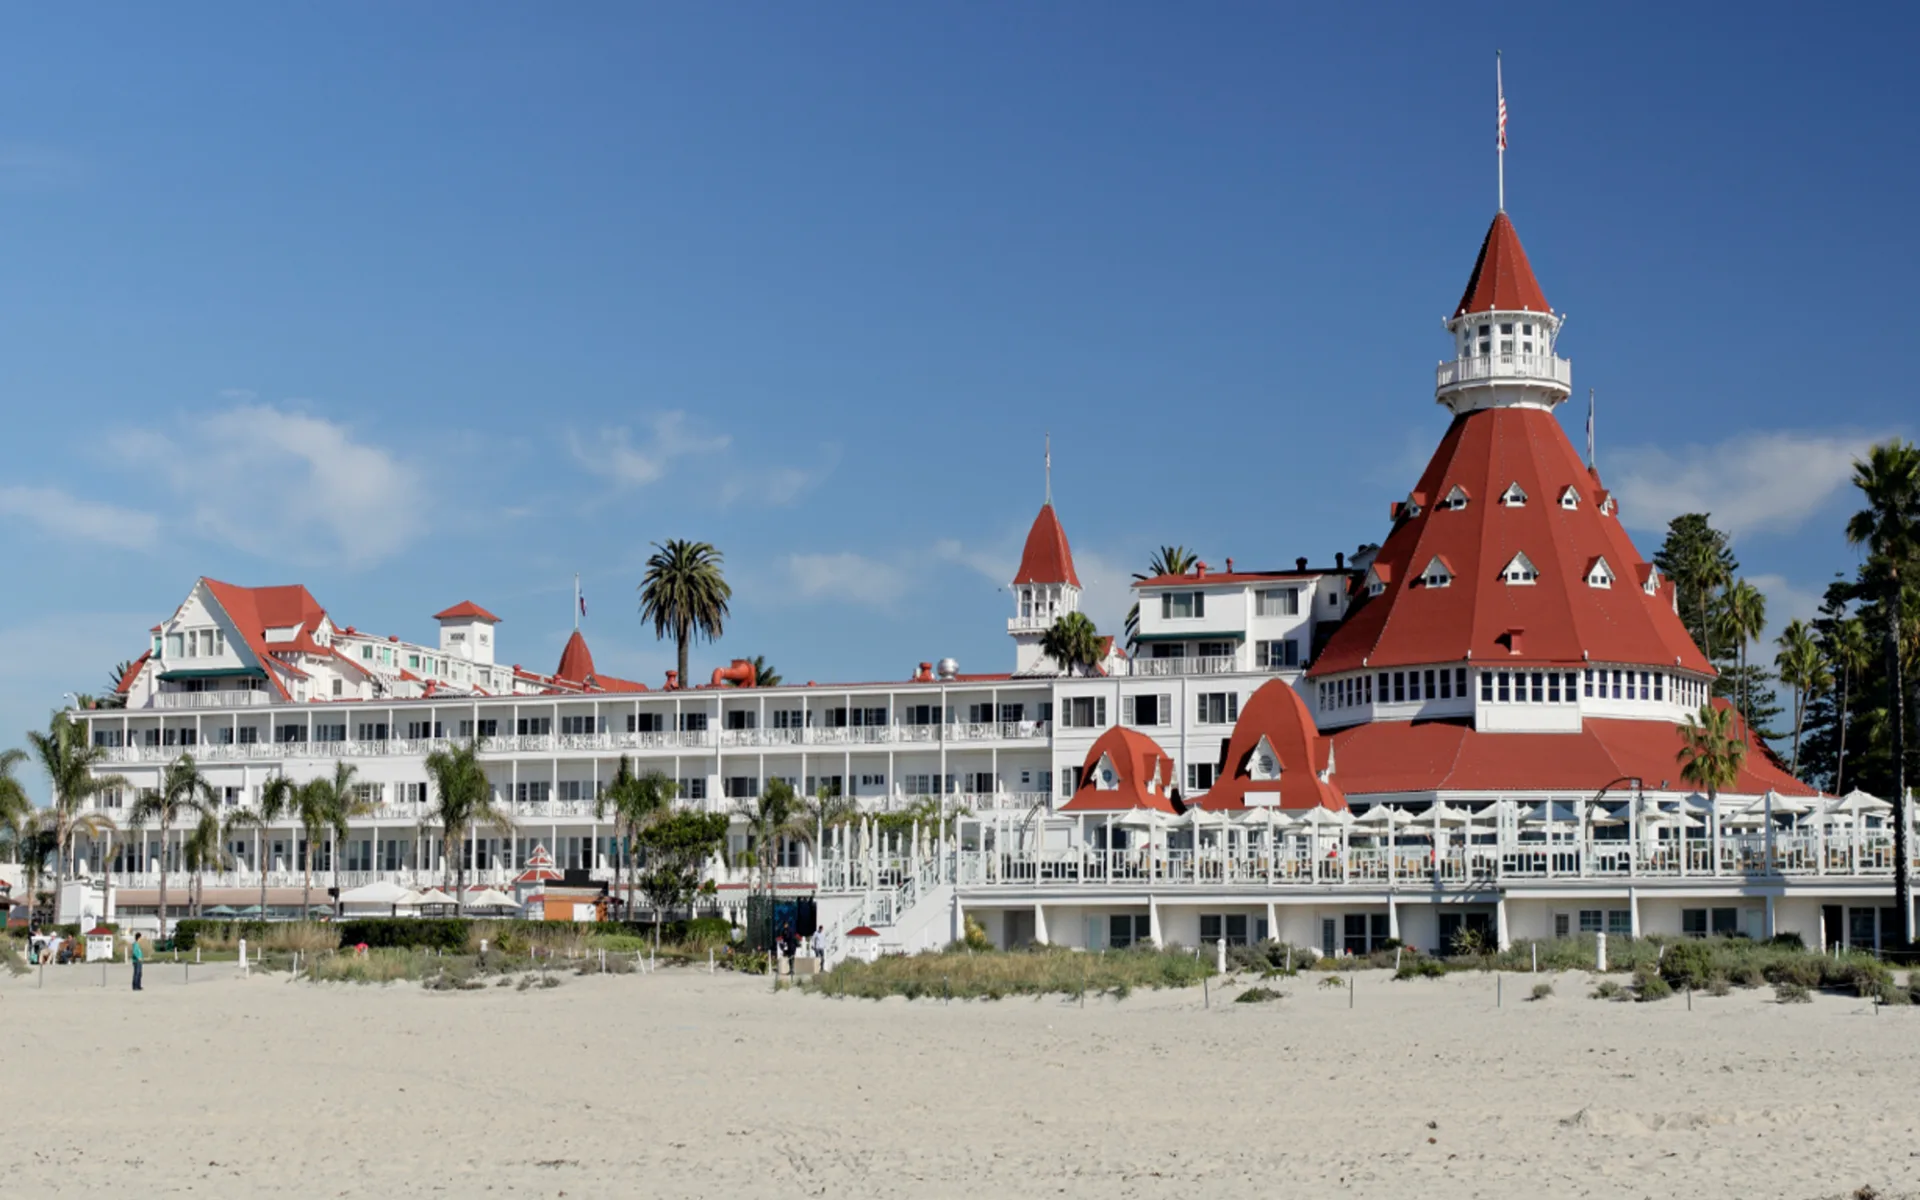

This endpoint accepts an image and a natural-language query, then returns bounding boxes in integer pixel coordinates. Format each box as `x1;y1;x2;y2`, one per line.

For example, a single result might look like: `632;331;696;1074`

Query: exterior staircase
817;856;953;968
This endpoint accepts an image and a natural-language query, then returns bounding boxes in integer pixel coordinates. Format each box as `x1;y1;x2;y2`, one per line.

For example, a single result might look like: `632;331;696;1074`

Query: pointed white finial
1496;50;1507;213
1044;433;1052;506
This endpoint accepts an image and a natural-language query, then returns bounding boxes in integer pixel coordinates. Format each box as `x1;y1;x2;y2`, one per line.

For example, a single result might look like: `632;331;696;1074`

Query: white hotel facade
59;202;1912;961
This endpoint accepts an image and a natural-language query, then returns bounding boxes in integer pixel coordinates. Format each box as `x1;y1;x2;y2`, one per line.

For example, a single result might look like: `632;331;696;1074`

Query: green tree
0;747;31;859
596;756;676;919
1124;546;1201;649
1829;615;1873;793
793;784;859;879
745;656;780;688
129;754;217;938
422;740;507;915
638;539;732;688
277;778;343;919
182;809;233;919
254;775;300;917
315;762;376;917
734;778;804;898
26;711;128;887
1654;514;1736;661
1675;704;1747;806
1040;611;1104;677
1716;577;1769;725
1773;619;1830;778
1846;438;1920;946
635;810;730;948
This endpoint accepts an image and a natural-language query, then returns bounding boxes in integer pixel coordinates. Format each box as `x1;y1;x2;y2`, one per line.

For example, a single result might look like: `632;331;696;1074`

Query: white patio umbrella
463;887;519;911
1830;789;1891;815
337;880;421;906
414;887;458;907
1353;805;1414;829
1114;808;1176;829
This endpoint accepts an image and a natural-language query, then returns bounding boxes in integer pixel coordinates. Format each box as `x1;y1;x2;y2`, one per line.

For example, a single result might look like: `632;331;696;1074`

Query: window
1443;486;1469;511
1583;668;1594;698
515;781;553;805
356;722;389;742
1656;674;1665;702
1611;669;1623;700
851;707;888;727
1161;592;1205;620
676;777;707;801
1560;486;1580;510
1497;672;1511;703
1197;641;1235;659
1548;674;1560;703
724;776;760;799
1187;762;1218;790
1256;639;1299;669
1424;669;1437;699
1479;672;1492;702
900;704;942;726
1196;692;1238;724
237;726;259;745
166;633;184;658
1256;588;1299;617
1500;482;1528;507
1587;558;1613;588
1123;694;1170;727
514;717;551;736
1422;557;1452;587
628;712;665;733
1064;696;1108;728
560;715;603;735
1106;914;1152;949
275;724;304;744
1608;910;1632;937
722;710;756;731
678;712;709;732
1199;914;1250;947
1502;553;1538;584
1456;667;1467;698
1393;672;1406;703
998;703;1026;724
1682;908;1739;938
408;720;445;740
771;709;805;729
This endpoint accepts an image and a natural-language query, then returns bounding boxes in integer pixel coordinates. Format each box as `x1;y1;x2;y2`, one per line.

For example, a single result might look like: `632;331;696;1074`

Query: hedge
170;920;276;951
335;918;470;951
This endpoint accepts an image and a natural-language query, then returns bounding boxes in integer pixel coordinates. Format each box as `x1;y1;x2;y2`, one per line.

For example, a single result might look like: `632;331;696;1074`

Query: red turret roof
1310;406;1710;677
434;601;501;623
1060;727;1177;814
1454;212;1550;317
1197;680;1347;812
1012;503;1080;588
555;630;595;683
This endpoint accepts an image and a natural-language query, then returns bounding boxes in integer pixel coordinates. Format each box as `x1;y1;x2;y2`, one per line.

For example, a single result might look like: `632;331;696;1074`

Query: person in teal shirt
129;933;145;991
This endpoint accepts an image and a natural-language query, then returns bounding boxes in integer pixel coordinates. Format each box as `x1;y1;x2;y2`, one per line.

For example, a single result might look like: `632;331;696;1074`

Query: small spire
573;572;581;631
1496;50;1507;213
1044;433;1052;506
1586;388;1596;471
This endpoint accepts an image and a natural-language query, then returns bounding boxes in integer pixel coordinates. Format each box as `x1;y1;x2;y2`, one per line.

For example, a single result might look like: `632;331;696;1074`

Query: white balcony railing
149;689;275;710
1435;352;1572;393
1130;655;1241;678
1006;615;1056;633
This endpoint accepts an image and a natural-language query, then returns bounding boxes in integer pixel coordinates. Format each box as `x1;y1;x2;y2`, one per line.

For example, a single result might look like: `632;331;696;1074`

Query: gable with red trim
1060;727;1176;814
1198;680;1346;812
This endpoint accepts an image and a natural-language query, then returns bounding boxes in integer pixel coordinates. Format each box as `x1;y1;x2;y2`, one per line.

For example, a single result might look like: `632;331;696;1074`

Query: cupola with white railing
1435;211;1572;415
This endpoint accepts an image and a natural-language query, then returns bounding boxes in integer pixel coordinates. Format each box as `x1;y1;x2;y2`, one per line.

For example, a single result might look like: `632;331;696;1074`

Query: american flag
1497;57;1508;151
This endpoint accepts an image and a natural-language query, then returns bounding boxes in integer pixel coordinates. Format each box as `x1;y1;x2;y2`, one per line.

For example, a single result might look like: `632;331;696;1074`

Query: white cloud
783;552;910;609
0;611;153;790
934;538;1133;637
0;486;159;550
1747;572;1828;649
110;403;424;568
570;411;730;488
933;538;1013;585
1608;430;1886;540
721;446;840;508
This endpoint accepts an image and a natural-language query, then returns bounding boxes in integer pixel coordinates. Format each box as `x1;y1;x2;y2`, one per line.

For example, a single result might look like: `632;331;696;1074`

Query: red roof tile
554;630;595;683
201;579;332;700
113;651;150;695
1454;211;1550;317
1012;503;1080;587
1060;727;1177;813
434;600;501;623
1310;407;1711;678
1130;569;1322;589
1197;680;1347;812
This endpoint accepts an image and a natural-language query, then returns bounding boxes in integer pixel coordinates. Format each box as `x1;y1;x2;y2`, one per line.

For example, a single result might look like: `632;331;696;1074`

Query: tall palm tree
1040;611;1104;677
1676;704;1748;806
422;740;508;914
0;747;31;860
734;778;802;897
596;756;677;919
181;809;234;919
129;754;217;939
1831;617;1872;794
1681;537;1732;661
315;761;375;916
283;779;342;919
1846;438;1920;946
794;784;860;878
254;775;299;917
1125;546;1201;649
1773;619;1829;777
1716;578;1768;721
27;712;128;886
638;540;732;687
746;656;780;688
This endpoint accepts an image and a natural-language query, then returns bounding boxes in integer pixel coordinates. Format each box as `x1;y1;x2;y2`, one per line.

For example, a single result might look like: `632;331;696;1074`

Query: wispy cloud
721;445;840;508
934;538;1133;635
0;486;159;550
783;552;911;610
569;412;730;489
1609;430;1887;541
110;402;424;568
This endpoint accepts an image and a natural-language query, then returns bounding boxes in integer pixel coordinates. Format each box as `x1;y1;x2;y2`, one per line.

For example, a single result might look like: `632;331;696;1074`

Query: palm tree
422;740;508;914
129;754;217;939
794;784;859;879
1717;578;1768;721
283;779;342;919
254;775;299;917
0;747;31;859
1040;611;1104;676
1831;617;1872;794
1676;704;1748;806
27;711;128;886
596;757;677;919
1125;546;1201;649
746;656;781;688
734;778;802;898
1846;438;1920;946
1773;619;1829;777
182;809;231;919
314;761;375;916
638;540;732;687
1681;537;1732;661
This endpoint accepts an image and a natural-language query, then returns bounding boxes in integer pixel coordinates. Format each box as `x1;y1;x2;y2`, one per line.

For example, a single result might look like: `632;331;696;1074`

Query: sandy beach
3;961;1917;1199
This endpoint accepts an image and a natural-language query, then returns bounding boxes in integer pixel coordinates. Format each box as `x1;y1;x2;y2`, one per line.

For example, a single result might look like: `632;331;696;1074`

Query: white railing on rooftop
150;690;274;710
1130;655;1241;678
1435;352;1572;392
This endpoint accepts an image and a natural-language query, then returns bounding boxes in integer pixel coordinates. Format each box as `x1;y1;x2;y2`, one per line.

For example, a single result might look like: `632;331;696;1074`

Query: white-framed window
1255;587;1299;617
1122;693;1171;727
1502;553;1539;585
1587;558;1614;588
1422;557;1452;588
1560;485;1580;510
1255;639;1299;668
1500;482;1528;507
1161;591;1205;620
1195;692;1238;724
1063;696;1108;728
1443;485;1469;510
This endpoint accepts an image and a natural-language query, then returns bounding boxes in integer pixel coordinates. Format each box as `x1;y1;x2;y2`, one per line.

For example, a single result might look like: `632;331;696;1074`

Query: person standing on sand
130;933;145;991
810;928;824;963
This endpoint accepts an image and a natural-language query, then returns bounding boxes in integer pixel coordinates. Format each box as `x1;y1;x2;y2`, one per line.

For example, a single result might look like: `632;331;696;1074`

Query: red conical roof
1310;407;1711;677
1454;212;1550;317
555;630;596;683
1060;726;1176;813
1012;503;1080;587
1197;680;1347;812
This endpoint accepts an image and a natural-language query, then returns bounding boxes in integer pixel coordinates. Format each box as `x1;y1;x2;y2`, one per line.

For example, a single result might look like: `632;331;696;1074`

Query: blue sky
0;4;1913;780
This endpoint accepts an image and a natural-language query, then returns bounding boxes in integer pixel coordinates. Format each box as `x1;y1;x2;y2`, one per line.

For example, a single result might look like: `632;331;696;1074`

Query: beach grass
807;946;1213;1001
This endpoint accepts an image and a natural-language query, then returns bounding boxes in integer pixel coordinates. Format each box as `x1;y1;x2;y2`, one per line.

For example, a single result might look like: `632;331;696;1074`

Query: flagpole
1496;50;1505;213
1044;433;1052;506
574;573;580;631
1587;388;1596;471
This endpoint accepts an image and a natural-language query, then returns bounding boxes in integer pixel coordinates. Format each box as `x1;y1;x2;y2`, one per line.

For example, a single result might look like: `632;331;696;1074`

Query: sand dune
4;961;1918;1198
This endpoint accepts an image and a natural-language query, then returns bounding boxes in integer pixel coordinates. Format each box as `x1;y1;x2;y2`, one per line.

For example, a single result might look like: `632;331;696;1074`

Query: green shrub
1590;979;1625;1001
1530;982;1554;1001
335;918;470;951
1763;932;1805;950
808;946;1210;1001
1775;980;1811;1004
1634;971;1673;1002
1706;974;1732;997
960;915;992;952
1394;957;1447;980
1318;974;1346;989
1235;985;1285;1004
1659;939;1715;989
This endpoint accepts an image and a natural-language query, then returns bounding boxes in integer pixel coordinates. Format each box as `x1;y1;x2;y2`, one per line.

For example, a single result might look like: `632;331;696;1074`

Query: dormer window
1500;483;1528;507
1586;557;1614;589
1421;556;1454;588
1559;485;1580;510
1248;736;1282;781
1364;564;1392;598
1095;753;1119;790
1402;494;1423;519
1599;494;1617;517
1502;552;1539;585
1643;567;1661;597
1443;485;1469;511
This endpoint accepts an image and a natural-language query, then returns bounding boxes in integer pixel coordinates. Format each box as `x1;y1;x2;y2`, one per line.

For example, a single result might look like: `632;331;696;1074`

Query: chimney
914;661;933;683
1335;551;1345;570
1195;561;1209;578
1295;556;1308;572
665;669;680;690
1225;557;1234;573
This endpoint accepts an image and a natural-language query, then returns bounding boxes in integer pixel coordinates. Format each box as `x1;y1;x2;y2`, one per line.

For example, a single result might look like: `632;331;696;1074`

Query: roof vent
1335;551;1345;570
1295;557;1308;572
936;657;959;680
1194;561;1209;578
1225;557;1234;573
